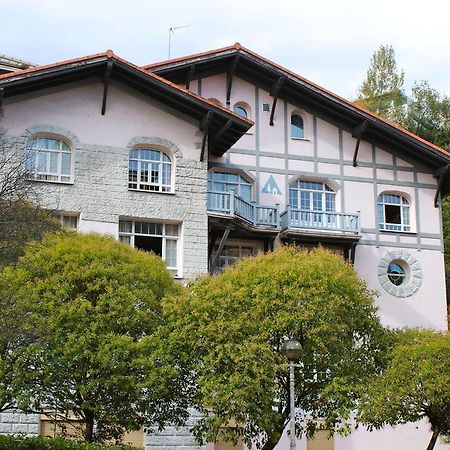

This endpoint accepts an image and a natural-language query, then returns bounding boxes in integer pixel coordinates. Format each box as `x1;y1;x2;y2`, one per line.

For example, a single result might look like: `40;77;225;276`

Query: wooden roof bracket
269;76;285;126
101;60;113;116
226;55;240;107
209;119;232;153
434;164;450;207
352;120;369;166
185;65;196;90
200;111;213;161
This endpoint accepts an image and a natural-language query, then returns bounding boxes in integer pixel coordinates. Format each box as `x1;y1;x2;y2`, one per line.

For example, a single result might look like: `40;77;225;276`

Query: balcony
280;207;360;235
207;191;278;228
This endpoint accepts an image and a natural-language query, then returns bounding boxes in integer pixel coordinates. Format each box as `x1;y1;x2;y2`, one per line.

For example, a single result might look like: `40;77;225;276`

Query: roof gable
145;43;450;170
0;50;253;156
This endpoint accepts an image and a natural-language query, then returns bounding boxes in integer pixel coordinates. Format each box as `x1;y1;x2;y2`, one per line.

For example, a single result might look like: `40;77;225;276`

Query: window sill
379;229;417;236
28;178;74;185
128;188;176;195
291;137;310;142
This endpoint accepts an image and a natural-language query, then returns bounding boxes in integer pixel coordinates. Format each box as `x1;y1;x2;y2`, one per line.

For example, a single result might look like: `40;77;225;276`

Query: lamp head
281;339;302;361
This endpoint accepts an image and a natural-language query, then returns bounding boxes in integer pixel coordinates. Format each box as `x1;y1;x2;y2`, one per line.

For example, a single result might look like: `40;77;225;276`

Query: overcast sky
2;0;449;99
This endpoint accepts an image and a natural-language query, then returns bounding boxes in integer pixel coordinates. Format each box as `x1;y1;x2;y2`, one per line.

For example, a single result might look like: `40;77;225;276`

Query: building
0;44;449;450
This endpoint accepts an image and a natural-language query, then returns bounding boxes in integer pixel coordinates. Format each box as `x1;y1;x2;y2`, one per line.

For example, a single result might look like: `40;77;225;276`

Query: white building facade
0;44;449;450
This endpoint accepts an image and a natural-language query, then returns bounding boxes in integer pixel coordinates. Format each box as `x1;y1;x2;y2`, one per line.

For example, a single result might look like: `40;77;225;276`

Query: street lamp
281;339;302;450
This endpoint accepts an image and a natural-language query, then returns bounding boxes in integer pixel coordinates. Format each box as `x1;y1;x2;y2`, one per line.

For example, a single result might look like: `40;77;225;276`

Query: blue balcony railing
280;206;360;234
207;191;279;227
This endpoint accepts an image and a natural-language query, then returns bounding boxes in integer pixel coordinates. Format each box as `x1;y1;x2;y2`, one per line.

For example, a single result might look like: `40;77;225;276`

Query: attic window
233;105;248;118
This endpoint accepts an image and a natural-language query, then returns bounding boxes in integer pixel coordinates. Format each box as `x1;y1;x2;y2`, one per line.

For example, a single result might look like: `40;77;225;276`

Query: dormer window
128;148;172;192
26;137;72;183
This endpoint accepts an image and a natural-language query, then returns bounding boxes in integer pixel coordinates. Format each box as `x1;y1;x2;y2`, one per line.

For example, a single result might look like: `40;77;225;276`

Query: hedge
0;435;139;450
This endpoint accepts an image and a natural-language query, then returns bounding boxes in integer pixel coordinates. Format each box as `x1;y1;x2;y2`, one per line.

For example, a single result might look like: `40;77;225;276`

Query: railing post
286;204;291;229
229;190;235;216
275;203;280;227
356;210;361;234
253;201;257;226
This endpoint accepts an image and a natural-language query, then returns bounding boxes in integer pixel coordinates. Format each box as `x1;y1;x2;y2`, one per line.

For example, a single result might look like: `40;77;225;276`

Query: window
61;215;78;230
26;137;72;182
128;148;172;192
387;262;407;286
291;114;305;139
233;105;248;118
213;244;255;271
378;193;410;232
289;181;335;212
118;220;179;276
208;171;253;202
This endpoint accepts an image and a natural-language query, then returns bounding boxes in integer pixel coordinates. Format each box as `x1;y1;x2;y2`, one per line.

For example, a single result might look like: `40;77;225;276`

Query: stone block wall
0;411;40;436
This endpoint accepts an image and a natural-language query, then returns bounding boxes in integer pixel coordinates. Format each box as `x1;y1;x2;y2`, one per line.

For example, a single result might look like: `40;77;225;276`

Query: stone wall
0;411;40;436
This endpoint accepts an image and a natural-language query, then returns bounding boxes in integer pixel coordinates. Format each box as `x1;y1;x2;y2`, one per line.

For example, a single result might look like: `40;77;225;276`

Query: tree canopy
357;330;450;450
163;246;390;450
0;232;187;443
355;45;407;125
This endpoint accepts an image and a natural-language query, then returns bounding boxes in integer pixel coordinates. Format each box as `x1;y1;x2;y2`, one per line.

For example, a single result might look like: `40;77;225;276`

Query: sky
2;0;450;100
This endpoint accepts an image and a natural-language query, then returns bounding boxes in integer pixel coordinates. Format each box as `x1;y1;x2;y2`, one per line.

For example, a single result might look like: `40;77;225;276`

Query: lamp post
281;339;302;450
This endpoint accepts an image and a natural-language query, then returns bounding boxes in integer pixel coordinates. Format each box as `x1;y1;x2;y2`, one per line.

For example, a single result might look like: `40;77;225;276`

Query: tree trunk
83;410;95;443
426;427;440;450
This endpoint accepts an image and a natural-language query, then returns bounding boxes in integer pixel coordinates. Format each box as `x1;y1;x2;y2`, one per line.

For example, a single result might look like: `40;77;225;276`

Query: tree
162;247;390;450
406;80;450;150
0;129;60;267
355;45;407;125
0;232;188;443
357;330;450;450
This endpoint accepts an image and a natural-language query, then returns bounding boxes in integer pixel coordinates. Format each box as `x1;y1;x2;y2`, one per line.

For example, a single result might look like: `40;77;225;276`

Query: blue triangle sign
262;175;282;195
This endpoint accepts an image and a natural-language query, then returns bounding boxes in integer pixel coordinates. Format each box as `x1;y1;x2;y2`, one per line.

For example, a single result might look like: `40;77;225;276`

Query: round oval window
387;262;406;286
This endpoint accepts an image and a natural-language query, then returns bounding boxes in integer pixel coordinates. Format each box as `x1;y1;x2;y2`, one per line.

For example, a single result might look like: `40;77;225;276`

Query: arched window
378;193;410;232
128;148;172;192
233;105;248;118
289;180;335;211
291;114;304;139
207;98;223;107
208;171;253;201
26;137;72;182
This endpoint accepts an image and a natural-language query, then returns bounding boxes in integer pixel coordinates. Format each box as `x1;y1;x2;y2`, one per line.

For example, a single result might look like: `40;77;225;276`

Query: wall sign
262;175;282;195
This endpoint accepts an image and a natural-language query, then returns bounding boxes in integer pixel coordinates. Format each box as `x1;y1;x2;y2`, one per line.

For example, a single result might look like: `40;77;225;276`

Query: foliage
355;45;407;125
357;329;450;450
0;232;187;443
0;435;138;450
163;246;390;450
406;80;450;150
0;130;60;267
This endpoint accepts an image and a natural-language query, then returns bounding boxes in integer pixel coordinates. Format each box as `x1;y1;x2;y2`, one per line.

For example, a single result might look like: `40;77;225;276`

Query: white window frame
208;170;254;202
60;214;79;230
118;220;180;276
378;193;411;232
26;137;73;183
291;113;305;139
289;180;336;212
128;148;173;193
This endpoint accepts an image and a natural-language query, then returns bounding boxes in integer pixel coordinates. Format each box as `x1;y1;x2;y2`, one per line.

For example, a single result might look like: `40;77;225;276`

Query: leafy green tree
357;330;450;450
0;232;187;443
355;45;407;125
406;80;450;150
163;247;390;450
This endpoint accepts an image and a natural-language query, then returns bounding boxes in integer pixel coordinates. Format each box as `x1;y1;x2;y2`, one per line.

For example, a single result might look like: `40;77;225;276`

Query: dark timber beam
269;76;285;126
209;226;231;274
200;111;213;161
226;55;240;107
101;60;113;116
352;120;369;166
210;119;232;150
434;164;450;207
185;65;196;90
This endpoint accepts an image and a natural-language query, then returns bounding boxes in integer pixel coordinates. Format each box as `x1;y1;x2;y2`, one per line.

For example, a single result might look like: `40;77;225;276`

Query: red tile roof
0;50;253;126
144;43;450;159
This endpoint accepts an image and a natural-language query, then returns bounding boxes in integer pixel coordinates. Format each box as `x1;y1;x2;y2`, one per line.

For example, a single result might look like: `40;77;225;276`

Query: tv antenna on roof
168;25;189;59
